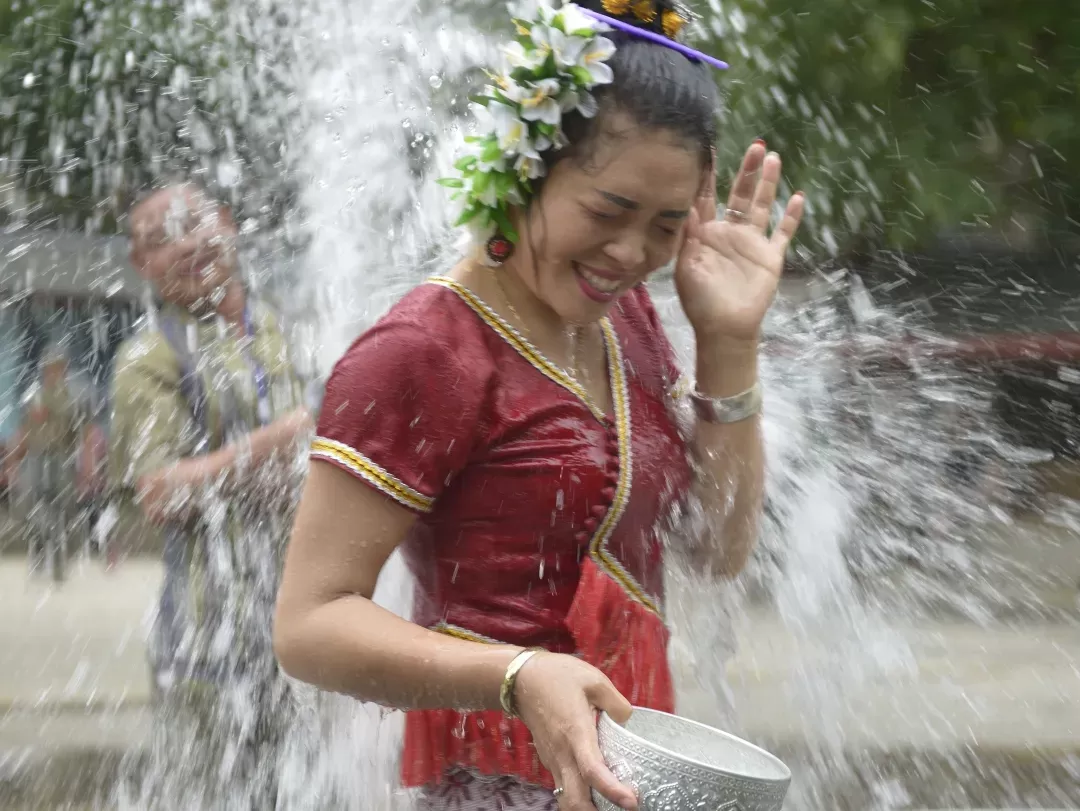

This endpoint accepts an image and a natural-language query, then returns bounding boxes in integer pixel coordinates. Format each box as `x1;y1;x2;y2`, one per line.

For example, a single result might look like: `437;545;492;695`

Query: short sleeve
311;307;491;514
108;333;199;490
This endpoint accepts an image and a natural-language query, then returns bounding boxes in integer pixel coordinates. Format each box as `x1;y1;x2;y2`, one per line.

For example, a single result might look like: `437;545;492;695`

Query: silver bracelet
689;382;762;424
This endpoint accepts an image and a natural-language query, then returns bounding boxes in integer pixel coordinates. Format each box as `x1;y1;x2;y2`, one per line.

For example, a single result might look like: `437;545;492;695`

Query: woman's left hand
674;142;805;343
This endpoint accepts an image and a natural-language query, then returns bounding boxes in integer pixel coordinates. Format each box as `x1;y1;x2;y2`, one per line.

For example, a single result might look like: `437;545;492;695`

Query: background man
111;182;312;809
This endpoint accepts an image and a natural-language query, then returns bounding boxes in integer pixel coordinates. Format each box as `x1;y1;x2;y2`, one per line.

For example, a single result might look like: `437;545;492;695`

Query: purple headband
576;6;729;71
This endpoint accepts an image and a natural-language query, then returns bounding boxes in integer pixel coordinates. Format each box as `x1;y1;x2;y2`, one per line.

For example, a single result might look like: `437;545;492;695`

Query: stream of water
6;0;1077;808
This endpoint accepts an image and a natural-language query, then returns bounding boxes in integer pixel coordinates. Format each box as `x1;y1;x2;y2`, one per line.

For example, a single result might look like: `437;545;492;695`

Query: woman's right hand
513;652;638;811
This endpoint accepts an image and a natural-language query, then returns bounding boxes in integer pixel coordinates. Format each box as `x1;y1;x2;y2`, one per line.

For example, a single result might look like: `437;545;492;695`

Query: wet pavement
3;557;1080;750
3;556;1080;808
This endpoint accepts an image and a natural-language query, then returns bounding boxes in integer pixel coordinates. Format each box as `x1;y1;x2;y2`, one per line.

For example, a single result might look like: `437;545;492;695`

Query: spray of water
6;0;1068;807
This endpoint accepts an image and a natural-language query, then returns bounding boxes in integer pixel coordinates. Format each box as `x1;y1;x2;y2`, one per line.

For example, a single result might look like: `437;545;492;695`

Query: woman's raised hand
675;141;805;344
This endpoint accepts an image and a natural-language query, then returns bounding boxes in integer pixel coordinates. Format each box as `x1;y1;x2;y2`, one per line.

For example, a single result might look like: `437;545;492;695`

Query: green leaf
480;139;503;163
454;155;477;170
436;177;464;188
472;171;491;194
494;173;515;196
455;206;481;226
570;66;592;86
492;205;519;242
467;93;492;107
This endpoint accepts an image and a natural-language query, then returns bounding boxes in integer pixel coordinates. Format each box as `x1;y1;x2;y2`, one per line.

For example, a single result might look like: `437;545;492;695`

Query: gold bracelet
499;648;543;718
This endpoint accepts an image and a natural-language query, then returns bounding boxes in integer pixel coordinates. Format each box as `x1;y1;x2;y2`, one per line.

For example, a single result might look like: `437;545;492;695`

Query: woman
274;1;803;809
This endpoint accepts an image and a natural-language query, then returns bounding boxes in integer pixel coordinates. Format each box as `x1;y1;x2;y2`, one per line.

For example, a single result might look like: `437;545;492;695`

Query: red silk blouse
312;276;691;789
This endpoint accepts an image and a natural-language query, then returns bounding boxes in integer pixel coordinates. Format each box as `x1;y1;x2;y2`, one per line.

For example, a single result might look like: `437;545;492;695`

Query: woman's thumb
590;678;633;725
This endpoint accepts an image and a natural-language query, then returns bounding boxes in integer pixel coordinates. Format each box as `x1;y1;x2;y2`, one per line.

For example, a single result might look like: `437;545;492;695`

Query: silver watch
689;382;762;424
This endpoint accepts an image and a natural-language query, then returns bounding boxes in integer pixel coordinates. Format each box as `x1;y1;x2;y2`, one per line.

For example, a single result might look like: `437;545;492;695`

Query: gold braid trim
311;437;434;513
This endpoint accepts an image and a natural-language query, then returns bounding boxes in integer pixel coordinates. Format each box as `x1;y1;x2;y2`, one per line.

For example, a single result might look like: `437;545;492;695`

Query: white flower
505;78;562;125
575;90;598;118
489;101;533;155
503;41;546;72
575;35;615;85
465;170;500;208
532;24;587;69
558;3;605;36
515;153;547;181
509;0;556;24
464;139;508;174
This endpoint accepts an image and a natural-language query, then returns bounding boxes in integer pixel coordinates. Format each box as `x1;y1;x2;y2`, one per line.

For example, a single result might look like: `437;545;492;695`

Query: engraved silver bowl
594;707;791;811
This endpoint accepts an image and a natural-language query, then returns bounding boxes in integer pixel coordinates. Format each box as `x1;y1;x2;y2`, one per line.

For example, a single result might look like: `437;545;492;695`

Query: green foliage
0;0;296;231
3;0;1079;257
707;0;1080;254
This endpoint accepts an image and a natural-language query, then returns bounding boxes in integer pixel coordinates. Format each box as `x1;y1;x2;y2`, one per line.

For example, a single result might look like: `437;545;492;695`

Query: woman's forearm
136;408;312;522
273;594;521;711
690;337;765;577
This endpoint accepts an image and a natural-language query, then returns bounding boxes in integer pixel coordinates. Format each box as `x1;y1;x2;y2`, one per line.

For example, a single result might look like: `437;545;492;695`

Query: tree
0;0;299;232
706;0;1080;257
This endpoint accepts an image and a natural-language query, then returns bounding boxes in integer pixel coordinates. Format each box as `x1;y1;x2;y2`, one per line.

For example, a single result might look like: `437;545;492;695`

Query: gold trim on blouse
428;275;657;617
311;436;435;513
428;275;612;422
431;622;505;645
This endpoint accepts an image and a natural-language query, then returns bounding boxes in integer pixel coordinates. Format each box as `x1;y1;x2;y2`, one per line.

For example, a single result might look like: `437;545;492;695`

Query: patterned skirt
417;769;557;811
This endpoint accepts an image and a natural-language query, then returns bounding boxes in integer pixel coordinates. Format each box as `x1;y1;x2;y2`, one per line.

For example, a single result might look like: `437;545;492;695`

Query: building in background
0;230;143;495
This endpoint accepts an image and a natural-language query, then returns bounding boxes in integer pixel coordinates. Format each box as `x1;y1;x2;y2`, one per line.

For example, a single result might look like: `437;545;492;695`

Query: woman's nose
602;228;647;270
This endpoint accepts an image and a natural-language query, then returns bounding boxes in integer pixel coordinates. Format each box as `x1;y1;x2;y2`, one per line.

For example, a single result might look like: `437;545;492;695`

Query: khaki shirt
109;301;304;505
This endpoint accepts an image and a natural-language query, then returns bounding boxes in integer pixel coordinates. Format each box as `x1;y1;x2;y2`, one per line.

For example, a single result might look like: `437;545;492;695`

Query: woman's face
509;117;705;324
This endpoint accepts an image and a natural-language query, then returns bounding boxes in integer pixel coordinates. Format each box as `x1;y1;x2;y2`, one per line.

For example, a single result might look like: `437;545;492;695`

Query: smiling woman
273;2;804;810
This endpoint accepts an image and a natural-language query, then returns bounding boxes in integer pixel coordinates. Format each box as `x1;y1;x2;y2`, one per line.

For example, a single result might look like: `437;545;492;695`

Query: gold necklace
492;269;584;386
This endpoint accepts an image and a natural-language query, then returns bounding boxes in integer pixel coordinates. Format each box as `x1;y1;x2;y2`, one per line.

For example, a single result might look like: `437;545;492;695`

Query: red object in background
77;423;107;501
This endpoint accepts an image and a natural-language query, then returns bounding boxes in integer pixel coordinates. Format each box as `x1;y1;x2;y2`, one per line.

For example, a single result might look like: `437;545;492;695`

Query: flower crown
439;1;616;246
440;0;715;252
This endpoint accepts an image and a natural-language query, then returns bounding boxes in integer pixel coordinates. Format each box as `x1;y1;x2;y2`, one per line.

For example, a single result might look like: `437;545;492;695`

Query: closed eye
584;207;620;220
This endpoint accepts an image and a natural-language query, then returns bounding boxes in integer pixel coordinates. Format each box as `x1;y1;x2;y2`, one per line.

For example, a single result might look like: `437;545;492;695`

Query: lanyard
243;304;272;427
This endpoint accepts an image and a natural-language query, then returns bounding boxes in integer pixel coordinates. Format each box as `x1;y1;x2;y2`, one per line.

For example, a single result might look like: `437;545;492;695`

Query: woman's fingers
724;141;765;222
748;152;782;231
572;731;638;810
554;761;598;811
696;152;718;223
771;192;806;251
585;675;633;725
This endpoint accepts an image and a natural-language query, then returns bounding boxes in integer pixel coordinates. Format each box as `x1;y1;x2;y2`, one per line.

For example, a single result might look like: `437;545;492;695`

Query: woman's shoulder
331;278;496;392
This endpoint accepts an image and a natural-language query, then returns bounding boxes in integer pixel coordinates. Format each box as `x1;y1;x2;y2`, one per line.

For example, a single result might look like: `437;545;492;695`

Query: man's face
129;186;239;308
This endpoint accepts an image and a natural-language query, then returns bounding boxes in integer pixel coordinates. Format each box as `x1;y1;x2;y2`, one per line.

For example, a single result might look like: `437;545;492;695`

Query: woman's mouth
573;262;621;303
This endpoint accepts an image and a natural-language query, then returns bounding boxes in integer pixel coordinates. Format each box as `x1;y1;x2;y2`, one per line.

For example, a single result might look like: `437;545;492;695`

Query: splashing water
5;0;1077;807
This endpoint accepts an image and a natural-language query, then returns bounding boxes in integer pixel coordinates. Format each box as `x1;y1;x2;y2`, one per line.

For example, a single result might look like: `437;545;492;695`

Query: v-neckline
427;275;620;424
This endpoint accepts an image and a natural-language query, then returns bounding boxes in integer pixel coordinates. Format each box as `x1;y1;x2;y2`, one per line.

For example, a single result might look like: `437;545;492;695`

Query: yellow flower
661;9;685;38
602;0;631;14
631;0;657;23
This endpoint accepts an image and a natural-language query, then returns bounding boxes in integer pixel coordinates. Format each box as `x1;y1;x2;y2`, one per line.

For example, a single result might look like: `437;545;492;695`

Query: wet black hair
548;0;720;171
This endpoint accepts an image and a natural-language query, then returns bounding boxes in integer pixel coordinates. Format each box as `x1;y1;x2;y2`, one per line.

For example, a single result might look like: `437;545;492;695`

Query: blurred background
4;0;1080;809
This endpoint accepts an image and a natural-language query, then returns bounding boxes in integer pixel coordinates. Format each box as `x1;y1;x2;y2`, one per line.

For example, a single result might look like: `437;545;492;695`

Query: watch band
690;382;762;424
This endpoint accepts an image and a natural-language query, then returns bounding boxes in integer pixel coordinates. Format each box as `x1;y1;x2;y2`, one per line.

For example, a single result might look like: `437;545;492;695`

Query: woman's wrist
694;334;759;398
473;645;527;712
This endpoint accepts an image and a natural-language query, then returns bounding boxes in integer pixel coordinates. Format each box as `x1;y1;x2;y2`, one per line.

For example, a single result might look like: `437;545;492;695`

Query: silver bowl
594;707;791;811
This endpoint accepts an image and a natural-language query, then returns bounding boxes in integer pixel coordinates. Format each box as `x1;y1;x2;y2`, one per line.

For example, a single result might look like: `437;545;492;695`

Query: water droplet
429;73;443;89
22;73;35;89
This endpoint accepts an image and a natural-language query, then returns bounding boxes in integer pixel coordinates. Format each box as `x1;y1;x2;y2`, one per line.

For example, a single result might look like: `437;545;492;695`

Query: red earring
485;233;514;265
